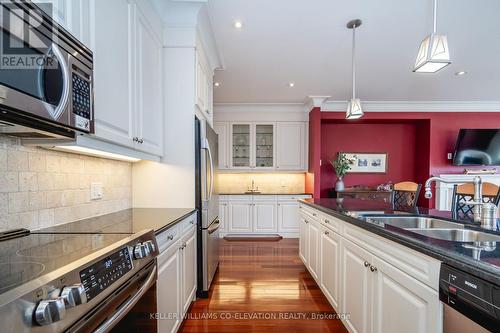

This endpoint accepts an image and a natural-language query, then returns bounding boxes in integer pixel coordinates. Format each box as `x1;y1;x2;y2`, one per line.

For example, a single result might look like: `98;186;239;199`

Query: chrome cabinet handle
312;213;317;217
324;219;330;224
370;265;377;272
167;235;174;240
364;261;370;267
133;137;138;142
138;138;144;143
324;231;329;235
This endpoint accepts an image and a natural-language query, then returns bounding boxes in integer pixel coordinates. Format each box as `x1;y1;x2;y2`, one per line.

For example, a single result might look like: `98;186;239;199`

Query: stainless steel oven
0;0;93;139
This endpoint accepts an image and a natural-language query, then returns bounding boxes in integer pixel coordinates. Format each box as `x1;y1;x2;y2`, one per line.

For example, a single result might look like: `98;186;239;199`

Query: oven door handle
207;219;220;234
93;265;157;333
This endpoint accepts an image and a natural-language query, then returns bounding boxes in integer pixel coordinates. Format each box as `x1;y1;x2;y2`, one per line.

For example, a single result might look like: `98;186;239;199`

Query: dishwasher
439;263;499;333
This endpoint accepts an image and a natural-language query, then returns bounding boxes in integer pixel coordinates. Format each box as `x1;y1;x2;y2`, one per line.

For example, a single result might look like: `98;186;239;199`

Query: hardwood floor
180;239;348;333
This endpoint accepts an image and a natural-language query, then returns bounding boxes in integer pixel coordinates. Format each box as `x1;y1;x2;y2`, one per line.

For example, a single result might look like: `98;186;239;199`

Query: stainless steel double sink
362;216;500;242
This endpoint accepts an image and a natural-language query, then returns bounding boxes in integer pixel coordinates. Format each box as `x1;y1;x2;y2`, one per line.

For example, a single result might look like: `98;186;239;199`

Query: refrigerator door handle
207;219;220;234
203;138;215;201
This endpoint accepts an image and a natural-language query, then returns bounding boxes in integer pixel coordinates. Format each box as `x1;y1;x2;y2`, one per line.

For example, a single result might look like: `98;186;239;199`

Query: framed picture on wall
345;152;388;173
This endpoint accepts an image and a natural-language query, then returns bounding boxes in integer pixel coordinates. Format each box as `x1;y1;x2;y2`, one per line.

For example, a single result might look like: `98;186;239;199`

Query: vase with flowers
330;152;355;192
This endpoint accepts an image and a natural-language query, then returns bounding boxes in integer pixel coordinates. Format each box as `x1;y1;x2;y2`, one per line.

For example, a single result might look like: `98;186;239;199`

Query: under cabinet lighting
234;21;242;29
53;145;141;162
288;82;295;87
455;71;467;76
214;82;221;87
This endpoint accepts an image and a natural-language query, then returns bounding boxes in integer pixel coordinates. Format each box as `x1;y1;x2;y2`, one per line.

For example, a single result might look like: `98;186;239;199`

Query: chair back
392;181;422;209
451;182;500;220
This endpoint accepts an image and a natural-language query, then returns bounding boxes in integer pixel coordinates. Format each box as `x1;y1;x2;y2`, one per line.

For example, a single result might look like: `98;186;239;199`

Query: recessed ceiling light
214;82;220;87
455;71;467;76
234;21;242;29
288;82;295;87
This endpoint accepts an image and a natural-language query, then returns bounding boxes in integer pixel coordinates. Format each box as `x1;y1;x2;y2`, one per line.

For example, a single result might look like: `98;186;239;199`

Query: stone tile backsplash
0;135;132;231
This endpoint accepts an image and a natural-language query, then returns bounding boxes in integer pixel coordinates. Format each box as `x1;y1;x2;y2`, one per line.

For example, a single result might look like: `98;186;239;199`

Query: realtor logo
0;1;58;69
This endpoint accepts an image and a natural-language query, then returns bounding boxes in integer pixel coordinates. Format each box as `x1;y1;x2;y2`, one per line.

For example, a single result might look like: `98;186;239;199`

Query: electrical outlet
90;182;103;200
447;153;453;160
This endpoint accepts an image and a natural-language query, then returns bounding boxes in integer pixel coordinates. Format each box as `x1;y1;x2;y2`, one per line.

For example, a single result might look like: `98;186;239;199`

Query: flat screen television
453;129;500;166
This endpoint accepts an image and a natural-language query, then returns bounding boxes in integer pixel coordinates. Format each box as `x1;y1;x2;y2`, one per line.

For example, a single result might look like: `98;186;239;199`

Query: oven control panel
79;247;133;301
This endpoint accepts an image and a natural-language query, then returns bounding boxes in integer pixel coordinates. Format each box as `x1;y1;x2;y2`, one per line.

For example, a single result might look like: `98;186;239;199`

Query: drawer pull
370;265;378;272
190;220;195;225
167;235;174;240
324;219;330;224
312;213;317;217
324;231;329;235
364;261;370;267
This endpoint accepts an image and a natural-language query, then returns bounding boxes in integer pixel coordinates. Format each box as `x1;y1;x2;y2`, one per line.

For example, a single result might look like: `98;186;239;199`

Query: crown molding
214;103;306;113
321;100;500;112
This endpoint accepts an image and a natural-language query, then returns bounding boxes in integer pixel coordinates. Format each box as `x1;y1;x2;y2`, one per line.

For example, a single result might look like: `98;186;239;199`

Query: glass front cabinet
230;123;275;169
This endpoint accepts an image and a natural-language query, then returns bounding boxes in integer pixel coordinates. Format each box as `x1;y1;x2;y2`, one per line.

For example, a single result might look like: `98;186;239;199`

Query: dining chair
451;182;500;221
392;181;422;209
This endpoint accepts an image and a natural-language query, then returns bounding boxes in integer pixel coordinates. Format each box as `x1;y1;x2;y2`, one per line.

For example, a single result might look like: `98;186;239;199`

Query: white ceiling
208;0;500;104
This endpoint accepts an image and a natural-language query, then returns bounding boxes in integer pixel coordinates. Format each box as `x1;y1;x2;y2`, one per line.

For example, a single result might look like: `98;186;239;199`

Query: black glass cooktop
0;232;130;295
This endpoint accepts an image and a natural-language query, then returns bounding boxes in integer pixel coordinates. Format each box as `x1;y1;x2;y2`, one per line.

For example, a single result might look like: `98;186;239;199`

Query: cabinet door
219;202;228;233
181;228;197;314
320;227;341;309
278;201;300;233
230;124;252;169
254;123;275;169
276;122;305;170
157;241;182;333
371;256;442;333
214;122;229;169
308;220;320;281
134;6;163;156
299;217;309;264
228;202;252;232
341;238;373;333
195;55;207;112
93;0;135;148
253;202;277;233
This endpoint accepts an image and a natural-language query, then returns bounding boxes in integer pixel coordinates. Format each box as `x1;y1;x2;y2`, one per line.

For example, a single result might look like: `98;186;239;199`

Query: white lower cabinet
299;216;309;263
222;195;311;237
307;219;320;281
371;256;441;333
253;202;277;232
156;215;197;333
277;201;300;233
299;205;443;333
228;201;252;232
320;226;341;309
341;239;373;333
157;240;181;333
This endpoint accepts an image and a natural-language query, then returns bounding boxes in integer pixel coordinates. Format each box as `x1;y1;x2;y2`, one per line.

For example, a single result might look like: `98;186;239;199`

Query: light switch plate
90;182;103;200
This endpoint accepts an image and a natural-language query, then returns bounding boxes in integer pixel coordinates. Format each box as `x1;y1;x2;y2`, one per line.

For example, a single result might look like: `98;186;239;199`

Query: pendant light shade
413;0;451;73
346;19;363;120
347;98;363;119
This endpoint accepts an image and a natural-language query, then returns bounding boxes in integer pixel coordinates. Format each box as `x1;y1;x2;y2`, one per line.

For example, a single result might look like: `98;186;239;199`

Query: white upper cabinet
276;122;306;170
92;0;164;156
195;48;214;125
214;122;230;169
217;121;307;171
134;5;163;156
93;0;135;148
33;0;92;48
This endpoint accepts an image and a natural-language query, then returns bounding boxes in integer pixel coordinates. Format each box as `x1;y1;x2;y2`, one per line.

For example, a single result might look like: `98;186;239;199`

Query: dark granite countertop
37;208;197;235
300;198;500;286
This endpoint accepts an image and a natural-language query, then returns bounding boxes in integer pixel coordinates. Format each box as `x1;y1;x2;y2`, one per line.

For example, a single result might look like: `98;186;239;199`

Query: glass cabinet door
255;124;274;168
232;124;251;167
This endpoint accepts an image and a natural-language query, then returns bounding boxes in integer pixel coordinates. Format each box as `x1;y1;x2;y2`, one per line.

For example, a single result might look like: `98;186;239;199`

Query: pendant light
346;19;363;120
413;0;451;73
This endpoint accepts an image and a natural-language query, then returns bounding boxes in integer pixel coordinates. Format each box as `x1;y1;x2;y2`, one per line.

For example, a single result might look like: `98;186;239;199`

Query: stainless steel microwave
0;0;93;140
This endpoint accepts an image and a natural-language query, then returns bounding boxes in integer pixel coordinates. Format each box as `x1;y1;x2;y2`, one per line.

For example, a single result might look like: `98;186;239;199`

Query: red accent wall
307;111;500;207
320;123;418;197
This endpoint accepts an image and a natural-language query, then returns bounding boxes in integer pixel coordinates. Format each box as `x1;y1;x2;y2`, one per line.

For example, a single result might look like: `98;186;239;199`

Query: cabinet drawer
319;214;340;233
227;195;253;201
252;195;277;202
156;225;180;253
181;213;197;234
299;205;321;221
278;194;311;201
342;223;440;290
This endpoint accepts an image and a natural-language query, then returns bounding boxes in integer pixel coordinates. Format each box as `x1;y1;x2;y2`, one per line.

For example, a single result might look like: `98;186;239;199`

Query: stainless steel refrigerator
195;117;220;298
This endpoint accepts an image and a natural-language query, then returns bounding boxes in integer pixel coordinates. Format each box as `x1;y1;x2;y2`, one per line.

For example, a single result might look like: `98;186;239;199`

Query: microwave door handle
93;265;157;333
42;43;70;121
